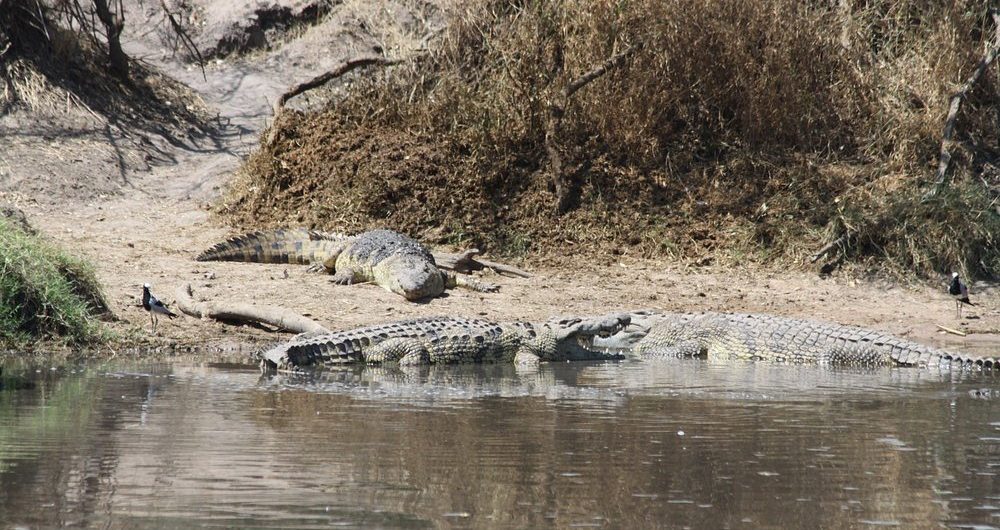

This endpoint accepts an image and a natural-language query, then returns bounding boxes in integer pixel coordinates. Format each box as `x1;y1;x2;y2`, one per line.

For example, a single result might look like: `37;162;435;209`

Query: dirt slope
0;0;996;357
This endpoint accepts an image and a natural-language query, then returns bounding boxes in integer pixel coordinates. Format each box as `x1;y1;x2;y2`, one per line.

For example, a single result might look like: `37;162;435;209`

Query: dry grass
221;0;1000;278
1;6;212;135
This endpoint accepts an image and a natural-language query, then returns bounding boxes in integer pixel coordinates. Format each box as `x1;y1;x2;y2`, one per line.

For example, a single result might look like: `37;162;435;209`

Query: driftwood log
924;8;1000;200
175;284;328;334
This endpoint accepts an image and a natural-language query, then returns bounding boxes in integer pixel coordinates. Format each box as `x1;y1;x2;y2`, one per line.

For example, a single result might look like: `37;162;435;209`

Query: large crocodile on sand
258;313;631;372
197;228;497;301
593;311;999;369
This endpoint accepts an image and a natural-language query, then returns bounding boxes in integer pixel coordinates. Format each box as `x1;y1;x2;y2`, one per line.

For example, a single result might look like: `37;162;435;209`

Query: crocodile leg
444;272;499;293
332;265;362;285
364;337;431;365
514;350;541;366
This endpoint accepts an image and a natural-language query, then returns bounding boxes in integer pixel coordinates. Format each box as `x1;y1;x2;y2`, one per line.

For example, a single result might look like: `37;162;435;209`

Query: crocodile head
588;309;666;352
538;312;633;360
377;254;446;301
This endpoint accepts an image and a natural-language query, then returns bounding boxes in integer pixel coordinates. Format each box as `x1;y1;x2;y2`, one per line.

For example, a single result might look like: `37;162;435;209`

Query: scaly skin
258;314;632;372
197;229;497;301
593;311;999;369
196;228;352;266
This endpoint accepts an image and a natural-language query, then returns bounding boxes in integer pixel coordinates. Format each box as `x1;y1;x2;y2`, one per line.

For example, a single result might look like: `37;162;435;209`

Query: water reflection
0;358;998;529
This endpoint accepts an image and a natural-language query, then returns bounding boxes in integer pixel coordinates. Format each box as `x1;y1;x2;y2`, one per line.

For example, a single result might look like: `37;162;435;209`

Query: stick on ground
936;324;967;337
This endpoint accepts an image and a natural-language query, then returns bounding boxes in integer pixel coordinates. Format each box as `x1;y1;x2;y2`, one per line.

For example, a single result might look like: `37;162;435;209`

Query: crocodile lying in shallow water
258;313;631;372
197;228;497;301
593;311;999;369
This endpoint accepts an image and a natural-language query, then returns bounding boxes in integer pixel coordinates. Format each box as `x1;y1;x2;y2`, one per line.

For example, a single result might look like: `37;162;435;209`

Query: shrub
0;218;109;347
221;0;1000;278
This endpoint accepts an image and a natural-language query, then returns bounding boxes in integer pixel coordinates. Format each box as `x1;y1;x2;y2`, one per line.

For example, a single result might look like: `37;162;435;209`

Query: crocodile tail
889;344;999;370
933;351;1000;370
196;229;352;265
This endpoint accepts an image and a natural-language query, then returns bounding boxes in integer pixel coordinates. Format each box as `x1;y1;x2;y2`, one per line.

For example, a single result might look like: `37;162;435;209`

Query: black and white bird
948;272;974;318
142;283;177;333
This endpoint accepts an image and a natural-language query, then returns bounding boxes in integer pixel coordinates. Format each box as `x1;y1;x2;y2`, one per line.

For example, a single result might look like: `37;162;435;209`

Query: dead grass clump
1;3;212;142
223;0;1000;278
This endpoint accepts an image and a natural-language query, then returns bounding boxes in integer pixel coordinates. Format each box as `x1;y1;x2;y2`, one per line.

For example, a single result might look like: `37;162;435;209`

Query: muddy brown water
2;358;1000;529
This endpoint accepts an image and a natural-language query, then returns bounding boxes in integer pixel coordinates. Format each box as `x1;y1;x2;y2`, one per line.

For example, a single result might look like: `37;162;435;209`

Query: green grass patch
0;218;109;348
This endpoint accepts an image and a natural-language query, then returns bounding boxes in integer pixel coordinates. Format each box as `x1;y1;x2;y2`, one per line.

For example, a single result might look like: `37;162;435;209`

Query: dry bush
222;0;1000;278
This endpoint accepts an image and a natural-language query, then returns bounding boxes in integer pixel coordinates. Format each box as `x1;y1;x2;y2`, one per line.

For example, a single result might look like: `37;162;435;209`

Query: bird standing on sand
949;272;974;318
142;283;177;333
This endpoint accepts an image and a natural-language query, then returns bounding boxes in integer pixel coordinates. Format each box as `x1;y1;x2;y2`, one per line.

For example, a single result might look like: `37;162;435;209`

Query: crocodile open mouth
557;314;632;360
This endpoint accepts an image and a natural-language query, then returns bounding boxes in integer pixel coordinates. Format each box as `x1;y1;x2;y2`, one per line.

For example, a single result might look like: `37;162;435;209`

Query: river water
1;358;999;529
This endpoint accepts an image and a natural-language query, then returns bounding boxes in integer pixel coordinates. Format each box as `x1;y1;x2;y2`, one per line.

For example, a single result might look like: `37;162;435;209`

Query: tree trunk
92;0;129;81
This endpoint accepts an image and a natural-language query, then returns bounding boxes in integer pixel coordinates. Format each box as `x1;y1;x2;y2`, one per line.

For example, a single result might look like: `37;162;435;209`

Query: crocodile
593;311;999;369
196;228;497;301
258;313;632;372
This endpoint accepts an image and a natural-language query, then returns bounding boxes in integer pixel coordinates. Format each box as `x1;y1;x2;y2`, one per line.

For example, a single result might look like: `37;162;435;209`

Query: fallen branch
810;231;851;263
175;284;328;334
546;42;642;213
273;56;400;114
432;249;532;278
936;324;967;337
924;8;1000;200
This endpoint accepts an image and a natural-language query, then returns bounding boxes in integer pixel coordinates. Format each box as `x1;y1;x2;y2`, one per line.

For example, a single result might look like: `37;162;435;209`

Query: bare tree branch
546;42;642;213
924;8;1000;200
32;0;50;42
274;56;401;114
159;0;206;81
